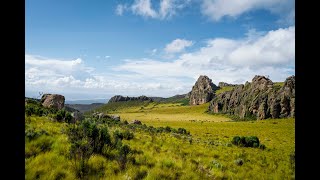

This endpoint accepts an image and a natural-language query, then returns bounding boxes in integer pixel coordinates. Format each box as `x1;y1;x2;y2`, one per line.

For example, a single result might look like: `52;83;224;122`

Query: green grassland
215;86;235;95
26;100;295;179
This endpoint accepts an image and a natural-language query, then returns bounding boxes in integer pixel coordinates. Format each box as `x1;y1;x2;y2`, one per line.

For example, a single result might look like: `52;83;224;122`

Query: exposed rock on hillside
41;94;65;110
108;95;153;103
92;112;121;121
189;75;219;105
208;75;295;120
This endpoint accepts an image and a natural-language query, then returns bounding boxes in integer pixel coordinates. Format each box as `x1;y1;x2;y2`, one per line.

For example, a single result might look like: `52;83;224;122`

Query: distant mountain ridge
65;99;108;104
65;103;105;113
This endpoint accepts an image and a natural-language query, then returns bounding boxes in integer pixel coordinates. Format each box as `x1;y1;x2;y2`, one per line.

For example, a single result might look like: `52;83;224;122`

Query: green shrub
118;144;131;170
231;136;263;148
234;158;244;166
231;136;241;145
122;130;134;140
259;144;266;150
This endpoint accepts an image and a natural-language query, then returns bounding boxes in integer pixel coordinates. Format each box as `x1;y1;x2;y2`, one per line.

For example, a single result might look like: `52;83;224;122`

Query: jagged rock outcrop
218;82;239;87
208;75;295;120
41;94;65;110
108;95;153;103
189;75;219;105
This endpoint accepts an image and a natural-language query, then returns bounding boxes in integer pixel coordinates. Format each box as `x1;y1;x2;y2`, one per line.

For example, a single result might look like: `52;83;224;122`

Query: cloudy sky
26;0;295;100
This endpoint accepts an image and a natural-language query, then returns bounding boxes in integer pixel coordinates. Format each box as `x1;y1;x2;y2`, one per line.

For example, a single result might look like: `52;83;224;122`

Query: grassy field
26;101;295;179
103;102;230;123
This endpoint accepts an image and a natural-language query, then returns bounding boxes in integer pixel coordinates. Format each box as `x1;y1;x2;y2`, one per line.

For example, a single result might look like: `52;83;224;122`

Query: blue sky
26;0;295;100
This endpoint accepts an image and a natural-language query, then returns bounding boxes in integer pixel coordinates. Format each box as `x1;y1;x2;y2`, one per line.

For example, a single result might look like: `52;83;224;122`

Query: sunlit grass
26;101;295;179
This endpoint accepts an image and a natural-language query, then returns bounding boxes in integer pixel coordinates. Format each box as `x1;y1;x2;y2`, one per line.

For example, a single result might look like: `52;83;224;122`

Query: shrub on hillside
231;136;266;149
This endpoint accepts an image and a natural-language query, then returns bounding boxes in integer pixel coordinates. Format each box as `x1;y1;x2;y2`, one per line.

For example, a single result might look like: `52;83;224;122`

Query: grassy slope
215;86;235;95
26;100;295;179
103;102;230;123
94;101;294;178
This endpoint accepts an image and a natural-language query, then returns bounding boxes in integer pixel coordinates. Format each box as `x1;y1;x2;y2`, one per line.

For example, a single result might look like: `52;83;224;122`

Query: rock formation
189;75;219;105
108;95;153;103
92;112;121;121
208;75;295;120
41;94;65;110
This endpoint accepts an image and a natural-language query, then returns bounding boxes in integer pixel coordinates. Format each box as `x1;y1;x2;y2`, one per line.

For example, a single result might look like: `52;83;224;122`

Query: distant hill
65;103;105;113
65;99;108;104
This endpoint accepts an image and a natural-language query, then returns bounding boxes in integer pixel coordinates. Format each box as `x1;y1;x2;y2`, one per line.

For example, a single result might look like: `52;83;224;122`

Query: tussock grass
26;101;295;179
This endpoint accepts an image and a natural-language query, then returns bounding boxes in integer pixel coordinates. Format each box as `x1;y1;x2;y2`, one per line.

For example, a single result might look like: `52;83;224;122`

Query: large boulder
41;94;65;110
208;75;295;120
189;75;219;105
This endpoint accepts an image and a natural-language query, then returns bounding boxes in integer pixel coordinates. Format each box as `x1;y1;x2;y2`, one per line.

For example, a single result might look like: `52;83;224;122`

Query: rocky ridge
108;95;153;103
208;75;295;120
189;75;219;105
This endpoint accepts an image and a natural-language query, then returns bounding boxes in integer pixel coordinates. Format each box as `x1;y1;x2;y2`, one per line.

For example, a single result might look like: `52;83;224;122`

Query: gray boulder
41;94;65;110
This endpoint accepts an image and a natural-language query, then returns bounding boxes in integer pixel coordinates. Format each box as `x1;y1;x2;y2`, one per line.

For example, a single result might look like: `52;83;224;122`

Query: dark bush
231;136;263;148
235;158;244;166
259;144;266;150
55;110;66;122
231;136;241;145
118;144;131;170
122;130;134;140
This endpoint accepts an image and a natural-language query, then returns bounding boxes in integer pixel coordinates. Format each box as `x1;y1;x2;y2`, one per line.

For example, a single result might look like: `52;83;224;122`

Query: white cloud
164;39;193;53
117;26;295;85
25;54;190;99
131;0;158;18
201;0;294;23
116;4;128;16
105;56;110;59
26;26;295;99
119;0;190;20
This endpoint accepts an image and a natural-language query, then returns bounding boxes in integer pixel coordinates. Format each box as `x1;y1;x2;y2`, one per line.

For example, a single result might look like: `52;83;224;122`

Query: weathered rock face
208;75;295;120
108;95;153;103
41;94;65;110
189;75;219;105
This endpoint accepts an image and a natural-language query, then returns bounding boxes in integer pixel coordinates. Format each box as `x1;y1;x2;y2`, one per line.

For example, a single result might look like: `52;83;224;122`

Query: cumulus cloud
25;54;190;99
26;26;295;99
131;0;158;18
201;0;295;23
116;4;128;16
164;39;193;53
118;0;190;20
117;26;295;84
